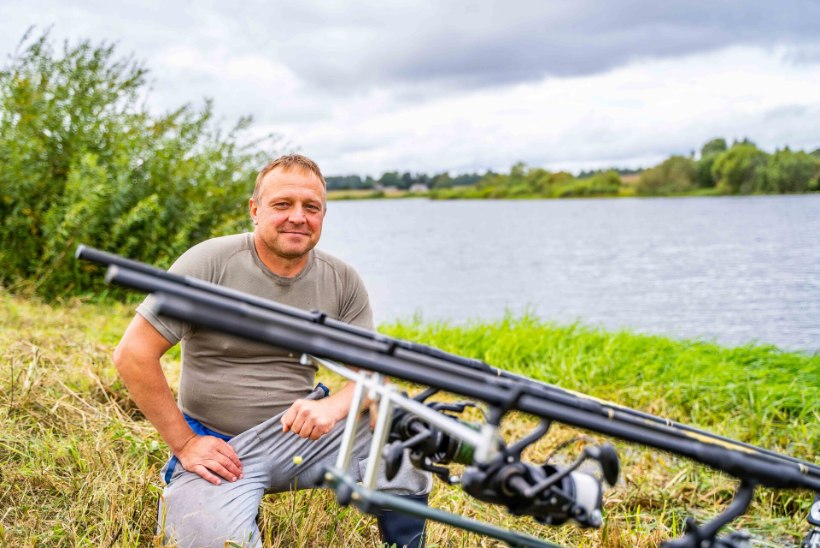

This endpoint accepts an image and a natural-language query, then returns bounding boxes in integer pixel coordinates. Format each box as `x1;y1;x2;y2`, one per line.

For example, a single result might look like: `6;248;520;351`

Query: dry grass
1;295;816;546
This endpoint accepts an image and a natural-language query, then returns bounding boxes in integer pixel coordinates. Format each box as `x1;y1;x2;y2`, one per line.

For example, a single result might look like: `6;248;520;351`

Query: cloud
6;1;820;99
226;0;820;93
281;46;820;175
2;1;819;176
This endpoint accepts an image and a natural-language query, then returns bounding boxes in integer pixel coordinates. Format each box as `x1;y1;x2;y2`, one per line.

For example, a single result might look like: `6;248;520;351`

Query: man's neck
253;237;310;278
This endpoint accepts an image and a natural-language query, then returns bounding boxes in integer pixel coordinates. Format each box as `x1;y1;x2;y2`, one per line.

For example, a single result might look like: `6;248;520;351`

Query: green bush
695;138;727;189
636;156;698;195
553;170;621;197
711;143;769;194
756;148;820;193
0;32;272;297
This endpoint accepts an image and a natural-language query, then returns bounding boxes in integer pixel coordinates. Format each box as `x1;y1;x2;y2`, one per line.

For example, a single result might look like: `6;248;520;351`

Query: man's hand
281;398;342;440
177;435;243;486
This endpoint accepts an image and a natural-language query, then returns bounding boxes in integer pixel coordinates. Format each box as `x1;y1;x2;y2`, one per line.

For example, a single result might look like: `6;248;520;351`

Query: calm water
319;195;820;353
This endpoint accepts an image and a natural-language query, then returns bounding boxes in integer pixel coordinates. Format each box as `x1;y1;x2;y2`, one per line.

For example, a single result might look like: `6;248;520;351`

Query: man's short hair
253;154;326;200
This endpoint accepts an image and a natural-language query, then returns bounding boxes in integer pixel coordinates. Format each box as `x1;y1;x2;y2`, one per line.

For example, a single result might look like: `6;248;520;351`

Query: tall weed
0;32;275;298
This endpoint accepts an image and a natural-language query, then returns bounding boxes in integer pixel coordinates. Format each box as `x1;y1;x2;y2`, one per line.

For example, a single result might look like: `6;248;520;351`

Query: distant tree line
576;167;643;179
326;171;484;191
328;140;819;199
636;138;820;196
429;163;623;199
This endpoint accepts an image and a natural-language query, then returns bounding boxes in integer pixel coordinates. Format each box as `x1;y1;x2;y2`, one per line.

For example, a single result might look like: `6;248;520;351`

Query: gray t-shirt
136;232;374;436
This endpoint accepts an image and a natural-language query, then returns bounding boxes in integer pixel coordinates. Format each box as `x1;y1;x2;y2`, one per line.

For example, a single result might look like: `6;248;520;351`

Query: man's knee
159;474;264;548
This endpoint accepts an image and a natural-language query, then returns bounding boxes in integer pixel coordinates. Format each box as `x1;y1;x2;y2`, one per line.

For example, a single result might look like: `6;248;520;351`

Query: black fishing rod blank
75;245;814;471
97;260;820;493
77;246;820;547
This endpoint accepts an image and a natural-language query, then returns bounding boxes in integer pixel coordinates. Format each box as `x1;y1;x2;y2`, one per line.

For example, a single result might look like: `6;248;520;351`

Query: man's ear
249;198;258;225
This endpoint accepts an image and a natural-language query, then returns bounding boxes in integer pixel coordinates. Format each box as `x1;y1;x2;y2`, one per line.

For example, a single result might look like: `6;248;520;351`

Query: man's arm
113;314;243;485
281;380;363;439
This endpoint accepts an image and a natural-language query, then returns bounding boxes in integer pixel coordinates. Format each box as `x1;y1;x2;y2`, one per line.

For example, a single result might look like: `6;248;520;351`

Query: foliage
636;156;698;195
576;166;643;179
330;136;818;200
694;138;728;188
635;138;819;196
757;148;820;193
391;137;819;200
429;163;621;199
325;171;484;191
695;153;720;188
552;170;621;197
700;138;728;158
711;143;769;194
0;32;271;298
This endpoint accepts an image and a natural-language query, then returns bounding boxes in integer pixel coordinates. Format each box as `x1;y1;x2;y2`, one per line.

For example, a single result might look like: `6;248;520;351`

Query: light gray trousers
158;388;432;547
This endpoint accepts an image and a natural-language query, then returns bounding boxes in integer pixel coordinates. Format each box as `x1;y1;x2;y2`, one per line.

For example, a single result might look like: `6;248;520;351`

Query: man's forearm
116;354;195;454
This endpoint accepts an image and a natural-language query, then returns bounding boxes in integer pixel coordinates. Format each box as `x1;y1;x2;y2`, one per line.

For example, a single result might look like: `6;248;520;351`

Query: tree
0;32;273;297
325;175;364;190
377;171;401;188
509;162;527;184
554;170;621;197
695;138;728;188
711;144;768;194
431;172;452;189
636;156;698;195
700;138;728;158
757;149;820;193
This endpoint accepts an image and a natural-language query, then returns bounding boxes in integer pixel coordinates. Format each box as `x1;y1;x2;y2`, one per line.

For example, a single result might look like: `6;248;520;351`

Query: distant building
409;183;429;193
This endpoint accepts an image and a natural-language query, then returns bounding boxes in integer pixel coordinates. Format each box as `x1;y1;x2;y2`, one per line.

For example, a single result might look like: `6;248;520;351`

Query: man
113;154;430;547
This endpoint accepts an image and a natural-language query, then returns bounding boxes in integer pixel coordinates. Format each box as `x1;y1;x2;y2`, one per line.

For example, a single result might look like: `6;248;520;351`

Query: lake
319;194;820;353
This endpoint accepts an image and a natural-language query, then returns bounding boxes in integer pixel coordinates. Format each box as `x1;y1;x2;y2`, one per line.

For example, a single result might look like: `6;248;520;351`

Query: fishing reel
382;390;620;529
460;443;619;528
383;395;482;482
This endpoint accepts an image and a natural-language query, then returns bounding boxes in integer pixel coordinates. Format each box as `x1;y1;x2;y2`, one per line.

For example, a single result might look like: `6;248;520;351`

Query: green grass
1;296;817;546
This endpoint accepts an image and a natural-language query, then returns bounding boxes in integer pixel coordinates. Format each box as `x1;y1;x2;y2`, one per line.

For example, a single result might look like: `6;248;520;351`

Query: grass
1;295;817;546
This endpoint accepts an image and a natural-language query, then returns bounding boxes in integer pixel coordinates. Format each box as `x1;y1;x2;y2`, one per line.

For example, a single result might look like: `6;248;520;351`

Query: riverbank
2;296;816;546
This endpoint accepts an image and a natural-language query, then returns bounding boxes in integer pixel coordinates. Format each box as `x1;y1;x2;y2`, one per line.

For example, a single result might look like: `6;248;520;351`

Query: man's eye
306;204;321;212
273;202;289;209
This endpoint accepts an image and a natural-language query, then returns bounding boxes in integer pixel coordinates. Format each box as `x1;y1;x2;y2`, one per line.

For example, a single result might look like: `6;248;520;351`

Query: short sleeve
135;243;218;344
339;265;375;331
136;294;189;345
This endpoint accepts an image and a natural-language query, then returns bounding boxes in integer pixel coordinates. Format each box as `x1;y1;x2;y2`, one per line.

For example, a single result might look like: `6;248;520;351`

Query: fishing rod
77;246;820;547
73;245;812;470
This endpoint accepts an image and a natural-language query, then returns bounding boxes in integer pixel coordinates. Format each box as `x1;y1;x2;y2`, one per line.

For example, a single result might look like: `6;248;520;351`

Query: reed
1;296;816;546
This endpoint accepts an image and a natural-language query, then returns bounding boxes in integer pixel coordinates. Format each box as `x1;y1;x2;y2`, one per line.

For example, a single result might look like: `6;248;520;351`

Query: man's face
249;167;326;262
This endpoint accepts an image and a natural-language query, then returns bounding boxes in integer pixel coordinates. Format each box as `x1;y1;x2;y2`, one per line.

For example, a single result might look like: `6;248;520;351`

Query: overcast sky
4;1;820;176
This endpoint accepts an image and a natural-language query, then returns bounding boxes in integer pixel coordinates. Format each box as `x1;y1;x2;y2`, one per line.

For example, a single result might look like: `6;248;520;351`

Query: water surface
319;195;820;352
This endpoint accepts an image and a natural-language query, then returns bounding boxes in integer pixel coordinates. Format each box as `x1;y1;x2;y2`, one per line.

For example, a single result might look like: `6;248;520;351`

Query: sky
3;0;820;177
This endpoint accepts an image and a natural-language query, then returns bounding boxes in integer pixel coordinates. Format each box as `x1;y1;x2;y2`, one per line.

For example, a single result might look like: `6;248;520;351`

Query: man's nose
288;205;306;223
